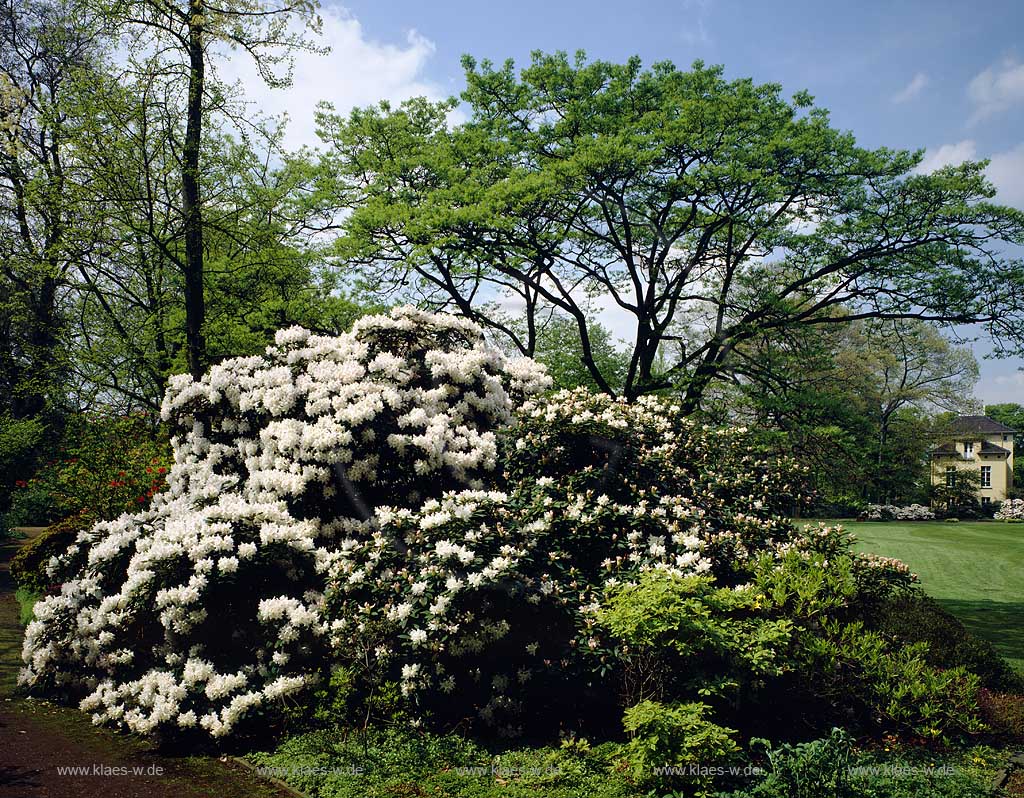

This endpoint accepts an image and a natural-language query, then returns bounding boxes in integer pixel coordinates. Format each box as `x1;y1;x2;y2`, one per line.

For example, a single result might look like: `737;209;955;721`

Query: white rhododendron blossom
863;504;935;521
325;389;820;731
20;307;550;739
995;499;1024;520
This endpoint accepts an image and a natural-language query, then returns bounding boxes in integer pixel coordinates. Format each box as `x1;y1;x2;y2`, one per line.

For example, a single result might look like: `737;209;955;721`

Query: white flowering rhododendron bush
20;307;920;743
863;504;935;521
325;389;814;733
995;499;1024;520
20;307;550;738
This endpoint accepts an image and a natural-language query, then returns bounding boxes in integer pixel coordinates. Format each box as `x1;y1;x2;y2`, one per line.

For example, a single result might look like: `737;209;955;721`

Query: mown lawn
814;519;1024;672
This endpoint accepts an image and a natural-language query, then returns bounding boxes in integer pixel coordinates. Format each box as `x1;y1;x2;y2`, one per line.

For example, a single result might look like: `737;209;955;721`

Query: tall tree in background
838;319;978;502
100;0;323;378
319;53;1024;406
714;317;979;505
0;0;106;491
66;65;362;410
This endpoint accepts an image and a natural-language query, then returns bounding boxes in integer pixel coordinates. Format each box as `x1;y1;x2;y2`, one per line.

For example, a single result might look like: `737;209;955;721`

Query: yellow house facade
930;415;1016;507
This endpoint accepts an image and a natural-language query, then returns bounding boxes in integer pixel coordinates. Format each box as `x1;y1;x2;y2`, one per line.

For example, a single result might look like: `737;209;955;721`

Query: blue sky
228;0;1024;404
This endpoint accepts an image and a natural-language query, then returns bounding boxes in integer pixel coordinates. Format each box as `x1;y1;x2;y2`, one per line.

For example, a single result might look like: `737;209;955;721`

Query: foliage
15;587;40;625
10;513;94;594
795;620;984;739
929;466;983;519
721;731;997;798
725;728;854;798
0;413;48;512
6;413;171;526
532;316;629;393
19;307;550;739
619;700;738;793
318;52;1024;407
597;572;794;707
247;727;635;798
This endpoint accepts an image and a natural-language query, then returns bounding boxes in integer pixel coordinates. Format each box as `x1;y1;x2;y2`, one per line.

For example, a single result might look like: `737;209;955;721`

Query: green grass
15;586;39;625
815;519;1024;672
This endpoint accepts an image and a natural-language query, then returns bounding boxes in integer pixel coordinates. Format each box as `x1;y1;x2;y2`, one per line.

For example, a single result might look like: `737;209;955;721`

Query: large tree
100;0;322;378
316;52;1024;407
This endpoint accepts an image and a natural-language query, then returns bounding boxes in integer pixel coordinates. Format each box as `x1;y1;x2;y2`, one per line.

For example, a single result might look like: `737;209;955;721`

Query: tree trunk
181;6;207;381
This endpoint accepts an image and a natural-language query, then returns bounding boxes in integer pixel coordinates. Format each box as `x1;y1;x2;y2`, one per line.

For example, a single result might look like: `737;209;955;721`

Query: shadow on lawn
938;598;1024;672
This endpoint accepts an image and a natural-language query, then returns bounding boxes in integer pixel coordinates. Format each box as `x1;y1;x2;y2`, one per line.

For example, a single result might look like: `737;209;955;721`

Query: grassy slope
820;520;1024;672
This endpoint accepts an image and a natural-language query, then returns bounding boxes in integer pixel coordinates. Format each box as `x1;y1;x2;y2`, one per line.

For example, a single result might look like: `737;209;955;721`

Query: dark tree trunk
181;7;207;381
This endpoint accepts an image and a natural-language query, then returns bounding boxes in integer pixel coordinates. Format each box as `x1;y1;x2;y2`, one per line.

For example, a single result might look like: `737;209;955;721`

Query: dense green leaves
318;52;1024;406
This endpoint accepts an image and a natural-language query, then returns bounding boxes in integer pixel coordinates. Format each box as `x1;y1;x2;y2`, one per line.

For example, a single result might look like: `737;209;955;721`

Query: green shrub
722;733;997;798
597;571;795;706
725;728;855;798
10;513;93;594
15;587;40;625
873;592;1024;692
619;700;739;794
797;620;984;739
5;478;62;527
7;413;170;526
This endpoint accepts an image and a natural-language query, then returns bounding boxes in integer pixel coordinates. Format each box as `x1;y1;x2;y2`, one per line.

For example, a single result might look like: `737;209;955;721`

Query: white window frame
963;441;974;456
981;465;992;488
945;466;956;487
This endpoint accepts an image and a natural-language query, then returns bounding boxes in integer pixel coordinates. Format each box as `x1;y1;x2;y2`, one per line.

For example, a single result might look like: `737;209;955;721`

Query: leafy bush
7;413;171;526
20;307;550;740
619;700;739;794
15;587;40;625
796;621;983;739
872;592;1024;692
722;731;997;798
725;728;854;798
10;513;94;594
596;571;794;707
0;412;47;514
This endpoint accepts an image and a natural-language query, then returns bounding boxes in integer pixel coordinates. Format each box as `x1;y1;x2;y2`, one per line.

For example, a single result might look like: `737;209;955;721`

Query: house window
981;466;992;488
982;496;991;507
946;466;956;487
1005;434;1012;443
964;441;974;456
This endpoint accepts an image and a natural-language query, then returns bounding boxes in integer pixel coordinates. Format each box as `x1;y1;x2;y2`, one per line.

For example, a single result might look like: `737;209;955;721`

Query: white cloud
891;71;928;104
913;139;1024;210
216;7;446;152
913;139;977;174
977;370;1024;405
967;57;1024;123
987;143;1024;210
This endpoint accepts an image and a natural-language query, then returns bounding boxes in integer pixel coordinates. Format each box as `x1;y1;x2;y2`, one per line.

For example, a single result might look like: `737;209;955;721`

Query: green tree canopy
315;52;1024;408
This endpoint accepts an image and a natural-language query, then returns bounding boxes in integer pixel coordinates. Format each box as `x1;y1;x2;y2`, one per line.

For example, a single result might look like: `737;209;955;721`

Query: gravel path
0;529;294;798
